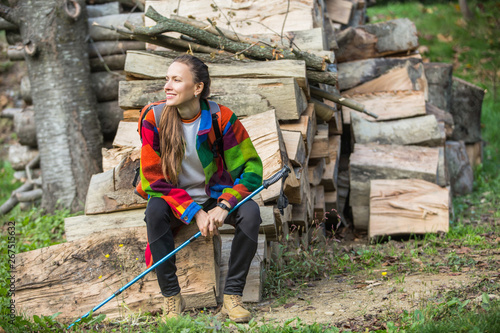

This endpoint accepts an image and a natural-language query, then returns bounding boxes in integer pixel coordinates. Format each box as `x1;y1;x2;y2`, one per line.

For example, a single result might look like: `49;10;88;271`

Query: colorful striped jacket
138;99;263;225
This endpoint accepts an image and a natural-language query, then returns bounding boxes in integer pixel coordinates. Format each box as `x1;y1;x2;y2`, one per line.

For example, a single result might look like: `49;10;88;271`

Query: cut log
0;17;18;31
450;77;484;143
124;51;309;96
308;158;326;186
240;110;299;203
343;61;427;96
342;90;426;124
65;209;145;241
423;62;453;112
351;112;445;147
0;107;22;119
87;2;121;17
8;144;38;171
102;146;140;172
14;225;220;321
311;98;336;122
85;154;146;215
336;18;419;63
426;102;454;139
324;190;337;216
112;121;142;149
15;188;43;202
219;234;266;303
445;141;473;196
313;185;326;220
257;27;328;52
321;136;341;191
282;130;306;167
89;13;144;41
310;124;330;162
369;179;449;238
91;71;125;102
20;76;32;105
350;143;441;229
13;108;37;147
338;54;422;91
7;46;24;61
90;54;127;72
465;141;482;168
97;101;124;139
123;109;141;123
88;40;146;58
119;78;307;120
326;0;353;25
279;114;315;156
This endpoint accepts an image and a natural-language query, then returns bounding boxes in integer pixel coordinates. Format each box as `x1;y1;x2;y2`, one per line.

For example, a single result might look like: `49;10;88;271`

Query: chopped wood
14;225;220;321
306;69;338;86
97;101;124;139
90;54;127;72
112;121;141;149
350;143;441;230
445;141;473;196
0;181;34;216
426;102;454;139
119;78;306;120
450;77;484;143
123;109;141;123
310;124;330;162
0;107;22;119
311;98;336;122
343;62;427;96
13;108;37;147
338;54;422;91
336;18;419;63
321;136;341;191
88;40;146;58
310;86;378;119
91;71;125;102
342;90;426;124
85;155;146;215
240;110;299;203
124;51;309;96
8;143;38;171
326;0;354;25
15;188;42;202
280;115;315;156
351;113;445;147
313;185;326;219
282;130;306;167
309;158;326;186
87;2;121;18
369;179;449;238
423;62;453;112
102;146;140;172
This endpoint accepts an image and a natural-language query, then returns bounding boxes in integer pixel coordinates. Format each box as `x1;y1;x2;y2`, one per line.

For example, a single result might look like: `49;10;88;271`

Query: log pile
10;0;487;321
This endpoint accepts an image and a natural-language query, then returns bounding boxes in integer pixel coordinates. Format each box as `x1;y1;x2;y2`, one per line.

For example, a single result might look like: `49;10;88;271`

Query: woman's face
164;61;203;109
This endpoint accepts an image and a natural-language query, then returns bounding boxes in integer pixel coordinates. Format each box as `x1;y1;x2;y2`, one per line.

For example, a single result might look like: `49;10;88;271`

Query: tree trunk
12;0;103;212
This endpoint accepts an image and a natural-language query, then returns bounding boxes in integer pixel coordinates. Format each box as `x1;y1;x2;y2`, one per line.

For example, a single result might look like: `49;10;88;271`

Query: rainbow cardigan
138;99;263;225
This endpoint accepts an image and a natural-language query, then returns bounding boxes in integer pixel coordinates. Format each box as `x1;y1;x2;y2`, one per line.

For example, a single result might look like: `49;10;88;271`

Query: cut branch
128;7;327;71
310;86;379;119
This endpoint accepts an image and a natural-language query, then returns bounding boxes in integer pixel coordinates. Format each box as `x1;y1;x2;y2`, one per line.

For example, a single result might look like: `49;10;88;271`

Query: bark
89;12;144;41
89;53;126;71
88;40;145;58
11;0;103;213
13;107;37;147
423;62;453;112
450;76;484;143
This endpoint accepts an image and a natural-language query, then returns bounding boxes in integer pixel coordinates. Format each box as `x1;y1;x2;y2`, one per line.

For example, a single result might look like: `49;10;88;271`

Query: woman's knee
238;200;262;228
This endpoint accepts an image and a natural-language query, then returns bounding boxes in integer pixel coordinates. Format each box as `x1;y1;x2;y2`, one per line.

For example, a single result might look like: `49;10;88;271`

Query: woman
137;54;263;323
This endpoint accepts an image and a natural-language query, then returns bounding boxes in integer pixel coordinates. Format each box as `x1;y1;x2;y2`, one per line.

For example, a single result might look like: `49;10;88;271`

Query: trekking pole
67;165;290;329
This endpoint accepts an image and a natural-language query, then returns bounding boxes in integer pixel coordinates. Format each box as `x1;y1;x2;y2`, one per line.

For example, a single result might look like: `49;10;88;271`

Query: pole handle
262;165;290;189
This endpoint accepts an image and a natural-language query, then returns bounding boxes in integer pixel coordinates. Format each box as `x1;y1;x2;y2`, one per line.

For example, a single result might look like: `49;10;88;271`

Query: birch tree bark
1;0;102;213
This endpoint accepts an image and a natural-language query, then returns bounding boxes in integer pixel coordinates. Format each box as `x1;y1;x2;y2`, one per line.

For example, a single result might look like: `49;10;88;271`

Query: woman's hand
194;209;217;238
208;201;230;228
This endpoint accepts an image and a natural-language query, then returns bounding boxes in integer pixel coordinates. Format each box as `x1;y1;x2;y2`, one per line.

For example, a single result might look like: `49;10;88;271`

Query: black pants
144;197;261;297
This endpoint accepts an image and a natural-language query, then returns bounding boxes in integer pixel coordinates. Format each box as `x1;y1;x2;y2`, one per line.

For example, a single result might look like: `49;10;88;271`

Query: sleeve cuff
179;202;203;224
218;193;238;210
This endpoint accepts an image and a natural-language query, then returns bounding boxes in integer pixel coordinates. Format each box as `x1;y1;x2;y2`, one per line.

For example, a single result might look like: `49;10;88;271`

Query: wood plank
282;130;306;167
351;113;445;147
85;155;147;215
369;179;449;238
119;78;306;120
219;234;266;303
15;225;219;321
336;18;419;63
350;143;441;230
125;51;309;95
342;90;426;124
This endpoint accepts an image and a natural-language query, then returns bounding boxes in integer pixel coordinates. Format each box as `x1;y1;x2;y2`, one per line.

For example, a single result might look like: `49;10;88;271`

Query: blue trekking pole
67;165;290;329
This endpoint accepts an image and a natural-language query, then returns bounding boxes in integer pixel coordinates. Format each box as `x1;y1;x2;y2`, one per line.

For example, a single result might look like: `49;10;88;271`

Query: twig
0;181;34;215
25;153;40;183
280;0;290;46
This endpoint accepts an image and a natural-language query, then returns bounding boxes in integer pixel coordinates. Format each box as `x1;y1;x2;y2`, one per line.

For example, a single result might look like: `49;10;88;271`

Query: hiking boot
161;293;185;320
221;294;251;323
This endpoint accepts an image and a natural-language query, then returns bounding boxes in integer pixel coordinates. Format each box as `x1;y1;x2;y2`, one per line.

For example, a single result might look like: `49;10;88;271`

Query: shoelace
166;297;177;312
228;296;243;308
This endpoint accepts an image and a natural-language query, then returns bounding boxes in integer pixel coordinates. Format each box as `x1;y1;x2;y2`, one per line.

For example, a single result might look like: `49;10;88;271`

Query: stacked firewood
12;0;485;322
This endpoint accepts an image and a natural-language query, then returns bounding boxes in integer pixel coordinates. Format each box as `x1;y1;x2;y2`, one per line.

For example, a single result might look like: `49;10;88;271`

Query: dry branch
310;86;378;119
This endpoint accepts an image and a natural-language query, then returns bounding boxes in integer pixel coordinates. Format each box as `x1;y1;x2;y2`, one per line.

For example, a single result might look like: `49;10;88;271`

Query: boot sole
220;308;251;323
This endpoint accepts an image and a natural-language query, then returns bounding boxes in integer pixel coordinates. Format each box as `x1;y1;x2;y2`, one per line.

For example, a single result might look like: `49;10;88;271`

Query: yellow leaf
105;254;110;258
98;275;102;279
